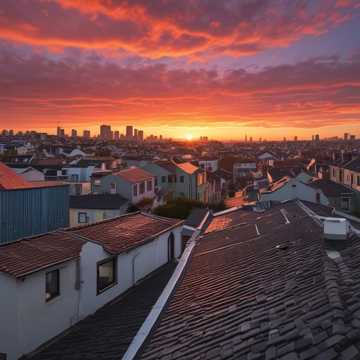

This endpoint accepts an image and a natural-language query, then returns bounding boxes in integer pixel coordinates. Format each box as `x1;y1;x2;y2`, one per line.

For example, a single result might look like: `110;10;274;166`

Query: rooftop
28;264;176;360
69;194;128;210
0;162;67;190
69;212;183;254
0;232;84;278
114;167;153;183
139;202;360;359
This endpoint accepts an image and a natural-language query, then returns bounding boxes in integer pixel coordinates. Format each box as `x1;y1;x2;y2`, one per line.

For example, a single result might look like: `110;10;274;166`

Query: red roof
114;167;153;183
0;232;85;278
70;212;182;254
0;162;67;190
0;162;32;190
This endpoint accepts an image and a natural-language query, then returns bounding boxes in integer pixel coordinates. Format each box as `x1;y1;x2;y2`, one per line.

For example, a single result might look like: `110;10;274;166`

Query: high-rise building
83;130;91;139
100;125;112;140
315;134;320;141
350;134;356;141
294;136;298;142
245;134;247;142
71;129;77;138
56;126;65;137
138;130;144;141
249;136;253;142
126;125;133;139
344;133;349;141
134;129;138;140
114;131;120;141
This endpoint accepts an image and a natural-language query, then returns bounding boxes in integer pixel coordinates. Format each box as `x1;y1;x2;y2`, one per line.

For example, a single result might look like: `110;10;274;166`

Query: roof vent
323;218;349;241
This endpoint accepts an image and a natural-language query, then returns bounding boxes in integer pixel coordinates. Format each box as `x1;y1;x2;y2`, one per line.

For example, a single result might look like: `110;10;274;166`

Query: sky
0;0;360;140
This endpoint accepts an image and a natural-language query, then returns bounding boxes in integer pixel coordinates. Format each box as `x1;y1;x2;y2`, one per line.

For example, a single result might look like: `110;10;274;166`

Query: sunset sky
0;0;359;140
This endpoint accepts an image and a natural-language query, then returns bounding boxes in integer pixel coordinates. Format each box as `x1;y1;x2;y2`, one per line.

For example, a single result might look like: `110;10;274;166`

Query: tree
153;198;205;219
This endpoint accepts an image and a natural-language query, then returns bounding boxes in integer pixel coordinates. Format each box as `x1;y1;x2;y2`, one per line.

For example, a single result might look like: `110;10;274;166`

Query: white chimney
323;218;349;240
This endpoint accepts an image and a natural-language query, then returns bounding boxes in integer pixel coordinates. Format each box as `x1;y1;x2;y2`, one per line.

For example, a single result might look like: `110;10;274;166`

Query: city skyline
0;1;359;139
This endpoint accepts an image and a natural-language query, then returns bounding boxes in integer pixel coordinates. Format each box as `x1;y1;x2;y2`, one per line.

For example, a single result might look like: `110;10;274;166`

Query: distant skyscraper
100;125;112;140
344;133;349;141
134;129;138;140
315;134;320;141
245;134;247;142
114;130;120;141
138;130;144;141
56;126;65;137
71;129;77;138
83;130;91;139
249;136;253;142
294;136;298;142
126;125;133;139
350;134;356;141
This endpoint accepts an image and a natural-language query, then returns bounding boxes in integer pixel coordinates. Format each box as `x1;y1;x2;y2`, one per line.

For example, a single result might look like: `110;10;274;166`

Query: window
147;180;153;191
161;176;166;183
168;175;173;183
133;184;138;196
110;182;117;194
78;212;88;224
140;182;145;194
155;177;158;186
97;258;116;294
46;269;60;302
180;175;184;183
341;197;350;211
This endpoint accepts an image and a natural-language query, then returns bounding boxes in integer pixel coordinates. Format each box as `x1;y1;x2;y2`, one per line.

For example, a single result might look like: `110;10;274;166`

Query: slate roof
69;212;183;254
139;202;360;360
0;232;84;278
28;263;176;360
114;167;153;183
184;208;209;229
309;179;354;197
344;158;360;172
69;194;128;210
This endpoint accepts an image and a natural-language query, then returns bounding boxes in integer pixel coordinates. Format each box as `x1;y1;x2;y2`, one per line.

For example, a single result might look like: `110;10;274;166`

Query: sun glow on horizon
185;133;193;141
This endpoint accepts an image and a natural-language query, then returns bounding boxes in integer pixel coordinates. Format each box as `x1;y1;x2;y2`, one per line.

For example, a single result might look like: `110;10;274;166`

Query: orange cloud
0;0;357;58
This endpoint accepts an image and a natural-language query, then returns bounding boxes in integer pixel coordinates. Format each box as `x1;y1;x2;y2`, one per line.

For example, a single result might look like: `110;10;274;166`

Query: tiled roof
139;202;360;360
114;167;153;183
69;194;128;210
176;161;199;174
0;162;67;190
69;212;183;254
0;161;34;190
0;232;84;278
30;263;176;360
154;160;178;173
184;208;209;229
309;179;354;197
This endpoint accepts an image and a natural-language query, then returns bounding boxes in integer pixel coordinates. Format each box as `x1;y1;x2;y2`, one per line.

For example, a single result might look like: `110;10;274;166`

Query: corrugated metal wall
0;186;69;244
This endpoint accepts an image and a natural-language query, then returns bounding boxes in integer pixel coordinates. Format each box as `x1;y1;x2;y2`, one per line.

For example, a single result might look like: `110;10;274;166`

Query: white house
259;176;330;206
0;212;183;360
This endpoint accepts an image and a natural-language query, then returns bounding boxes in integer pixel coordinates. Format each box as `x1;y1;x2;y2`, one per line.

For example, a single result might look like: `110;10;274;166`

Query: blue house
0;162;69;244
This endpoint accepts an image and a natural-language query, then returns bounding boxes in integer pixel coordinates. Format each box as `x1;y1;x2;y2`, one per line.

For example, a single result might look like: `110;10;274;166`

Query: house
197;157;219;172
0;162;69;244
142;160;207;202
233;160;257;181
330;157;360;191
69;194;129;227
128;201;360;360
0;212;183;360
100;167;155;204
308;178;358;213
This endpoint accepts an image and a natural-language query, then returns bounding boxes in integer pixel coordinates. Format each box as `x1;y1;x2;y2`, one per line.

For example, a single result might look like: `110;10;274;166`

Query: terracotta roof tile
69;212;183;254
0;232;85;277
114;167;153;183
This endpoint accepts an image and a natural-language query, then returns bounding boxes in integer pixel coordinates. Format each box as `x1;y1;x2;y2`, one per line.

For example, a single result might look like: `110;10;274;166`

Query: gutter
122;229;200;360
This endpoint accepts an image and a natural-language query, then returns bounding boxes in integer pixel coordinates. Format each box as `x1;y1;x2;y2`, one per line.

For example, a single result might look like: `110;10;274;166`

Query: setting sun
185;134;193;141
